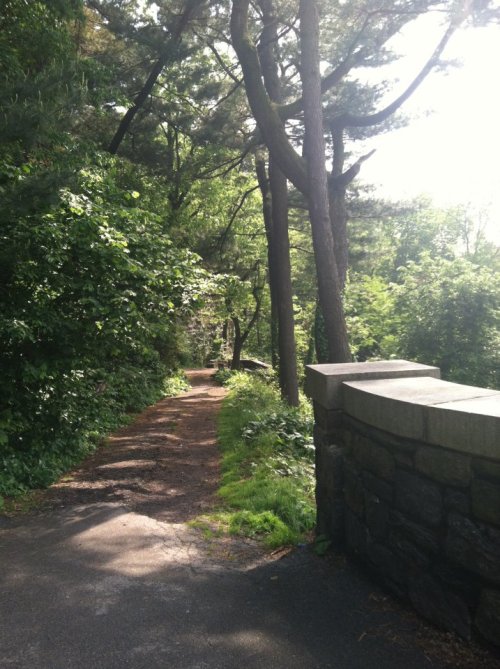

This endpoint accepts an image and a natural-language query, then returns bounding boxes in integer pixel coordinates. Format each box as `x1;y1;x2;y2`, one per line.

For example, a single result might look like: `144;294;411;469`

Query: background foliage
1;0;498;500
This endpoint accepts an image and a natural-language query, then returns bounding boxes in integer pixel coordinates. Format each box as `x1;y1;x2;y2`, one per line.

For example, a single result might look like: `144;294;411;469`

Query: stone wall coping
342;376;500;460
305;360;440;410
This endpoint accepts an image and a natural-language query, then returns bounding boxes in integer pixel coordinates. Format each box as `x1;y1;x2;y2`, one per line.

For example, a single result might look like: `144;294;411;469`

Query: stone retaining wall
306;360;500;646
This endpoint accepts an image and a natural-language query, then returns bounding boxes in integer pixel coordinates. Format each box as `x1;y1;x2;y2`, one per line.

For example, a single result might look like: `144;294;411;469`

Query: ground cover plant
213;372;316;547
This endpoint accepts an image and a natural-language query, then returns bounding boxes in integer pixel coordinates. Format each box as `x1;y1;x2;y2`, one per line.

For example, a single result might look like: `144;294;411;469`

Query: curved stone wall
306;360;500;646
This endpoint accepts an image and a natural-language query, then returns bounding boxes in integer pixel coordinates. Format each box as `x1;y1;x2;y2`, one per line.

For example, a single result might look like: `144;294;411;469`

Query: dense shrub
0;147;201;496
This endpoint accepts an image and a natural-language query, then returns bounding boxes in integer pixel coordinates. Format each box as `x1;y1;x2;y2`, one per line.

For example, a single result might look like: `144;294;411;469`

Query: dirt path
43;367;267;567
2;369;499;668
47;369;226;523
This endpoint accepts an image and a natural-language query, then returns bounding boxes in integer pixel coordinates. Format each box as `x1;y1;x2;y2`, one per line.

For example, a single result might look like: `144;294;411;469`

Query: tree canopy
1;0;498;498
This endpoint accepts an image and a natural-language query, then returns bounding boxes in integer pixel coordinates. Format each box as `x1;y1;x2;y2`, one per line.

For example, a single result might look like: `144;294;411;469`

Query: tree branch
108;0;203;154
330;15;463;132
218;185;260;252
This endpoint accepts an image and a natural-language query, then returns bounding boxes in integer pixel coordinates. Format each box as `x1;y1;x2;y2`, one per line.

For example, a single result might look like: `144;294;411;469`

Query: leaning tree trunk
299;0;350;363
108;0;200;155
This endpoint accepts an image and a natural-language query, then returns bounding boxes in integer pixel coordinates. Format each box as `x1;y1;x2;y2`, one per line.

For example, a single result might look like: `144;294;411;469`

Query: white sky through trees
356;18;500;243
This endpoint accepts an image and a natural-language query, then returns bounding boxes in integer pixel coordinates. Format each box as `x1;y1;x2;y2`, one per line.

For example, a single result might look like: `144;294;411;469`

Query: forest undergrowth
191;371;316;548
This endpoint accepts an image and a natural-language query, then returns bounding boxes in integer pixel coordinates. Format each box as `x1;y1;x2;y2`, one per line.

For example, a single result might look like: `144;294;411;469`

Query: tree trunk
257;0;299;406
255;154;279;368
231;317;243;370
299;0;350;362
269;157;299;405
329;128;349;289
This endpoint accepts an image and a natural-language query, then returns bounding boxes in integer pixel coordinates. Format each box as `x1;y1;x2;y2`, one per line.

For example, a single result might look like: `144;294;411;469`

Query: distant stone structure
306;360;500;646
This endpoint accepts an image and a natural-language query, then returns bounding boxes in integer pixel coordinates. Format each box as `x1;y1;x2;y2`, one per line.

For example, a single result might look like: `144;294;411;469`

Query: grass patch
215;372;316;548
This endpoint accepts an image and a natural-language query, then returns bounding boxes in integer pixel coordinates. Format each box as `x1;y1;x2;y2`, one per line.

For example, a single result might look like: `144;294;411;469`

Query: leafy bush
0;145;202;498
213;368;236;386
217;373;315;547
163;371;190;397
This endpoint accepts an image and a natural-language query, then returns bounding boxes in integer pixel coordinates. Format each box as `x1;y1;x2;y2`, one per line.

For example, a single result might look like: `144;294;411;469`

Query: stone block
345;509;368;556
342;376;499;457
471;478;500;527
344;414;417;456
427;393;500;460
315;443;345;542
393;449;414;468
395;471;443;527
415;446;471;487
305;360;440;410
315;443;344;494
344;465;364;516
475;588;500;647
389;510;440;556
313;424;336;450
444;488;470;515
391;534;430;568
409;572;471;640
316;502;345;544
367;542;408;596
361;471;393;503
432;562;480;608
353;433;395;481
313;403;343;433
365;494;389;540
472;458;500;481
343;379;427;441
446;513;500;584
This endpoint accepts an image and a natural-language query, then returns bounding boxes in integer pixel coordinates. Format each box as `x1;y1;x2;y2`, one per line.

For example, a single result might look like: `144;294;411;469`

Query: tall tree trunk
299;0;350;362
255;154;279;368
329;128;349;289
257;0;299;406
269;157;299;405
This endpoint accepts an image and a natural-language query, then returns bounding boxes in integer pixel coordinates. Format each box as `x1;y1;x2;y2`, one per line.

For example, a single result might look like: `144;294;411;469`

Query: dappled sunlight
65;506;207;577
97;459;157;470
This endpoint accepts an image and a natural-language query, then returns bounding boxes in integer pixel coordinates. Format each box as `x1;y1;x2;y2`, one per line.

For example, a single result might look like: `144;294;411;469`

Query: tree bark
268;157;299;405
257;0;299;406
255;153;279;368
231;0;308;194
299;0;350;363
329;127;349;289
230;317;243;370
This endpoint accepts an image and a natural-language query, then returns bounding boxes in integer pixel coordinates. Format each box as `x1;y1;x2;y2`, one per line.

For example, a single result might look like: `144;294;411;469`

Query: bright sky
355;16;500;245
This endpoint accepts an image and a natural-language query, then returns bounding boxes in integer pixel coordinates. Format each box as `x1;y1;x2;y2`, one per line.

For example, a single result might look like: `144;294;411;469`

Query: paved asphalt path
1;371;496;668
